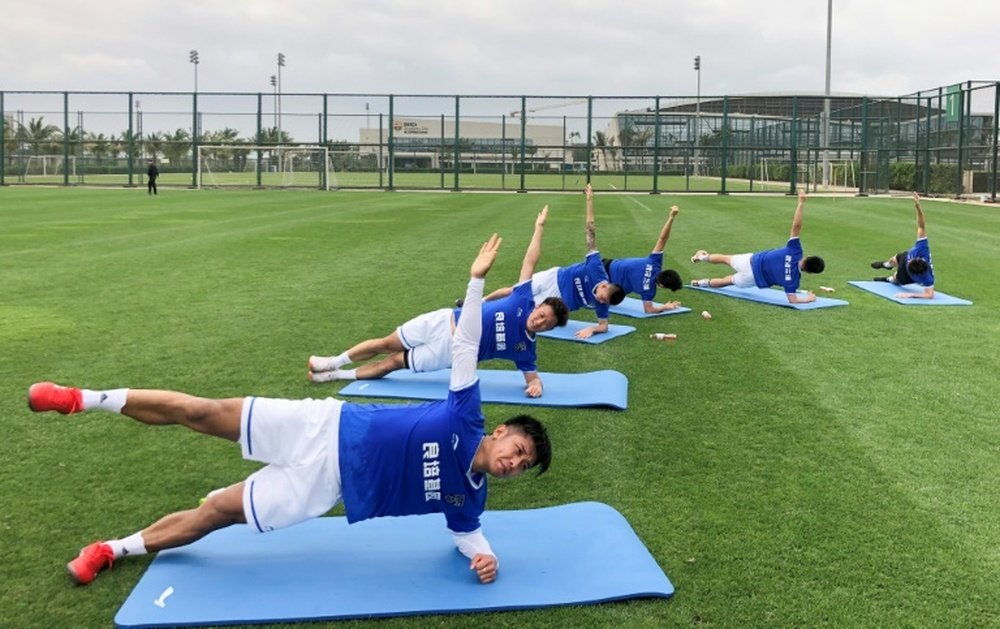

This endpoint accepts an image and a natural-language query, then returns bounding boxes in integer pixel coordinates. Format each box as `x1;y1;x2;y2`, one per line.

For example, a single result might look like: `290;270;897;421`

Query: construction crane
510;98;589;117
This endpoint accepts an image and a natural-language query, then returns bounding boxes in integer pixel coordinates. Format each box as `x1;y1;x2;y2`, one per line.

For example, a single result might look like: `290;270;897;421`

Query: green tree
162;128;192;166
25;117;61;155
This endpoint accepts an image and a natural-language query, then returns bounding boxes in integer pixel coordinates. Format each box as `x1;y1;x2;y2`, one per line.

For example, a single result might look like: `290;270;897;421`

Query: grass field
1;186;997;628
8;171;791;194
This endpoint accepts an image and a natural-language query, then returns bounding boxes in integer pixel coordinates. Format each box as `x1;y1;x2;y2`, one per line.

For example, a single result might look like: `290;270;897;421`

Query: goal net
20;155;77;182
196;145;335;189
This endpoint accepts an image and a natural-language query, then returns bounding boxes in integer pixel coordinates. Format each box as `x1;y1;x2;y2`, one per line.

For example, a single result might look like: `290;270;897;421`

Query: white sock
81;388;129;413
882;261;891;269
106;532;147;559
335;369;357;381
697;253;709;262
697;279;710;287
334;351;352;368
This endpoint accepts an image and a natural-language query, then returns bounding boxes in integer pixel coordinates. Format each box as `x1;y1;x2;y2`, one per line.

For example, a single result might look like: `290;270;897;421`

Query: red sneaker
67;541;114;585
28;382;83;415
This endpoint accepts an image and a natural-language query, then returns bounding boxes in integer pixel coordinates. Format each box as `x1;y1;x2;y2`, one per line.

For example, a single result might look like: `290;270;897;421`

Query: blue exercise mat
688;285;848;310
848;281;972;305
538;319;636;344
115;502;673;627
609;297;692;318
338;369;629;409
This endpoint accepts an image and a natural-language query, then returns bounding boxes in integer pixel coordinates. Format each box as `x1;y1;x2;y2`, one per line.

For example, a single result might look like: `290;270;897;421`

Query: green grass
9;171;790;193
1;187;997;628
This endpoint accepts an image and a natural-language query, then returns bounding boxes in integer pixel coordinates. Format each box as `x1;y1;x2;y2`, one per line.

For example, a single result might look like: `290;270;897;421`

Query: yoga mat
848;281;972;305
116;502;673;627
338;369;629;410
609;297;692;318
538;319;636;344
687;285;848;310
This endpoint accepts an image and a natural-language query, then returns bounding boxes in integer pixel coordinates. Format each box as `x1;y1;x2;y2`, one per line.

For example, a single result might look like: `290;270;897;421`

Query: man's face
486;425;536;479
594;282;612;304
526;304;558;333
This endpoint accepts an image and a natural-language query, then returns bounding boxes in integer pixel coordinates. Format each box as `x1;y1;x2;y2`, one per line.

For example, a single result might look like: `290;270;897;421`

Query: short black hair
907;258;929;275
803;256;825;274
656;269;682;291
542;297;570;327
608;283;626;305
502;414;551;475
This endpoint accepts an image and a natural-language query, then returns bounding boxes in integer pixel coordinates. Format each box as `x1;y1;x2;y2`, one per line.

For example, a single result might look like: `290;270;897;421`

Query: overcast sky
5;0;998;98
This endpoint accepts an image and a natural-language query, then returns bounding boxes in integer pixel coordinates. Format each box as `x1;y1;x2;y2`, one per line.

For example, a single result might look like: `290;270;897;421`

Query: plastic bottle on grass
650;333;677;341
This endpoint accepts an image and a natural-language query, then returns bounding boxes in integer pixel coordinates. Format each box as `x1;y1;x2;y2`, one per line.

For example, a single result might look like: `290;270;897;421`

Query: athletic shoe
308;356;335;372
873;276;890;282
455;298;464;308
691;250;708;263
308;370;339;383
870;261;885;269
28;382;83;414
67;541;114;585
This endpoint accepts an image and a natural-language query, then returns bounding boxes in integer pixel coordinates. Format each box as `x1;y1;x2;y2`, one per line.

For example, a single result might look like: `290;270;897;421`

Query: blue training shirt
608;252;663;302
750;237;803;294
338;381;486;534
556;251;611;318
455;280;538;372
906;237;934;286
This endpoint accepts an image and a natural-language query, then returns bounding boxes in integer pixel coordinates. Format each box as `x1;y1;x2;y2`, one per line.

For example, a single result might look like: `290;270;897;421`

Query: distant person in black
146;160;159;195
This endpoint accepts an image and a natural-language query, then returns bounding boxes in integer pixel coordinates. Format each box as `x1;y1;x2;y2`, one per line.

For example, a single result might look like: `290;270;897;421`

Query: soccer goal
196;145;335;189
20;155;77;182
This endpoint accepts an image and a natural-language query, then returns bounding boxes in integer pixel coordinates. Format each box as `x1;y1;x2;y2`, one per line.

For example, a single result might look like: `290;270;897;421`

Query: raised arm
584;183;597;252
913;192;927;239
652;205;680;253
451;234;502;391
789;188;806;238
519;205;548;282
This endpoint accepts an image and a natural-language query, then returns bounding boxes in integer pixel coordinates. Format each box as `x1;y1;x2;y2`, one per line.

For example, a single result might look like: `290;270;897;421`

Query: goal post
196;145;333;189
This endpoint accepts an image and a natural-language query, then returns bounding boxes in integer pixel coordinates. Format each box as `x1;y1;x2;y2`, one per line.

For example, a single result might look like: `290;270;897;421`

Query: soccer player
870;192;935;299
28;234;551;587
602;204;684;314
689;188;825;304
484;184;625;339
309;207;569;398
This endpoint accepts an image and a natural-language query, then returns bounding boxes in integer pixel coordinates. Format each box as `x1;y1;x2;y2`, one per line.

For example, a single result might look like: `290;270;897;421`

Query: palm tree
3;116;17;166
25;117;61;156
144;132;165;161
163;128;192;166
593;131;613;172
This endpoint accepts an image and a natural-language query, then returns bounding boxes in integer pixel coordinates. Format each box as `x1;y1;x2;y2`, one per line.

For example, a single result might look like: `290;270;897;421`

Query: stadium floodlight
189;50;199;94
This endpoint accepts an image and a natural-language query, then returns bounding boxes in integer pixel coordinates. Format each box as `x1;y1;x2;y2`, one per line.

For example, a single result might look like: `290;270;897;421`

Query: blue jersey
608;252;663;302
338;381;486;533
453;281;537;372
907;237;934;286
750;237;803;294
556;251;611;318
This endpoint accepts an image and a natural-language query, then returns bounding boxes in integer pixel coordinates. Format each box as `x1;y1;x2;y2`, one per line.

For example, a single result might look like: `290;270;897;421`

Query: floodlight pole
277;53;285;143
822;0;833;188
270;75;278;129
694;55;701;177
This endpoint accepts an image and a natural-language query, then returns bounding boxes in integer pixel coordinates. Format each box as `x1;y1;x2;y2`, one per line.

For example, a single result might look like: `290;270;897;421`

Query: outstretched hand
584;182;593;200
471;234;502;279
669;205;679;218
798;187;807;202
535;205;548;228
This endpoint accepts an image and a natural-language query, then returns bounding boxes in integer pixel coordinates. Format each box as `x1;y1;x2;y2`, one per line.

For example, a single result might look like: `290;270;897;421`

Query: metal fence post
453;95;460;191
992;82;999;202
789;96;798;194
586;97;593;184
955;84;965;198
387;95;394;190
1;91;6;185
63;92;70;186
652;96;660;194
191;92;199;187
720;95;729;194
858;97;869;196
519;96;526;192
256;92;263;187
